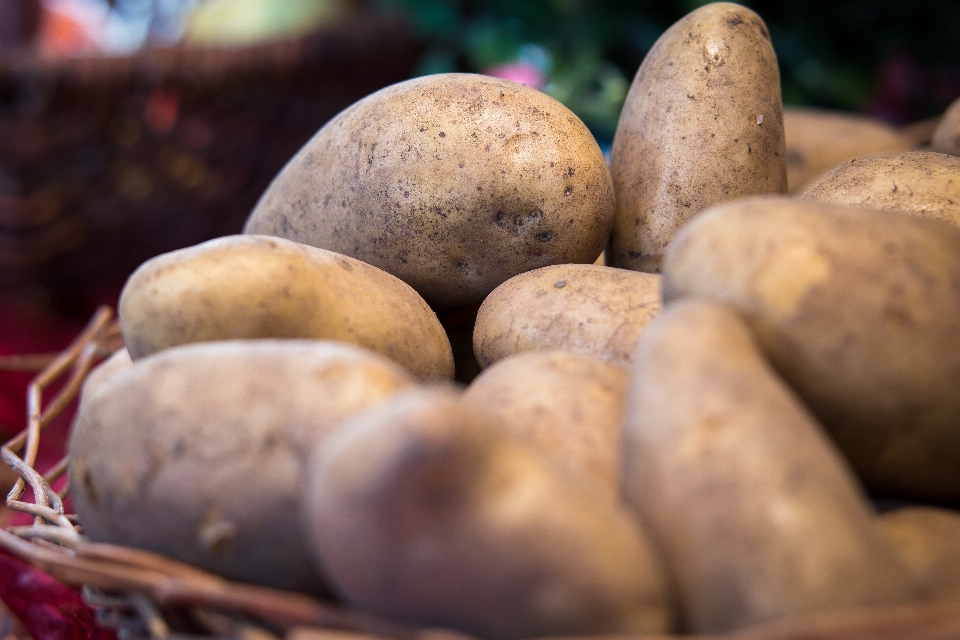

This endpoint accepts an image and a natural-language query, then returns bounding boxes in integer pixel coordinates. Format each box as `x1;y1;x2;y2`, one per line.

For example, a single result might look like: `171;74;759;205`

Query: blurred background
1;0;958;445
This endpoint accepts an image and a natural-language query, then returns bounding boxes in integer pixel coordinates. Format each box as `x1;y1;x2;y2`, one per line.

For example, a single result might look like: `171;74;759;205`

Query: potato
932;97;960;157
799;151;960;229
623;299;919;634
119;235;453;381
662;196;960;501
784;107;913;193
880;507;960;603
81;348;132;399
69;340;414;594
610;2;786;273
462;350;627;499
473;264;661;368
244;73;615;308
305;387;673;640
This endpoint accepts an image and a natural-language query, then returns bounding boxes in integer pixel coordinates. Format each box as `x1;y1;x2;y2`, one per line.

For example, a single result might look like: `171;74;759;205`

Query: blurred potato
880;507;960;603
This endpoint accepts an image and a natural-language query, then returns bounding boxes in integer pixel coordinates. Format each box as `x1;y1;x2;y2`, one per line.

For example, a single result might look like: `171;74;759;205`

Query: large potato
799;151;960;229
880;507;960;603
462;350;627;499
245;73;615;308
610;2;786;273
473;264;661;368
931;97;960;156
662;196;960;501
119;235;453;381
305;387;673;640
69;340;414;594
623;300;918;634
784;108;913;193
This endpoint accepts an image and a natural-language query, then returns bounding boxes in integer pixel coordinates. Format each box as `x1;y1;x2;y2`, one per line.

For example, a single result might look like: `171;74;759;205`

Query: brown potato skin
662;197;960;501
610;2;786;273
931;97;960;156
474;264;661;369
305;387;674;640
245;73;614;308
623;300;918;634
880;507;960;603
119;235;453;381
800;151;960;229
784;108;913;193
69;340;414;594
462;350;627;499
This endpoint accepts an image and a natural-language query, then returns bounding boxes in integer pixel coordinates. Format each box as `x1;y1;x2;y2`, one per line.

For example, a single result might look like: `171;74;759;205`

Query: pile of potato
67;2;960;638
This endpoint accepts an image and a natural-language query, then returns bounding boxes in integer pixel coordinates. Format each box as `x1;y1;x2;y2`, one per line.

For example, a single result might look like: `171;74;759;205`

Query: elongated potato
662;196;960;501
784;108;913;192
245;73;615;308
306;387;673;640
623;300;918;634
69;340;414;594
474;264;661;368
931;97;960;156
800;151;960;229
610;2;786;272
119;235;453;381
462;350;627;499
880;507;960;603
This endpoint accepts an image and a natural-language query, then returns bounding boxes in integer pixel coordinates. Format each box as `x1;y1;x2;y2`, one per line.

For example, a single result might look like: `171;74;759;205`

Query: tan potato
474;264;661;368
610;2;786;273
784;107;913;193
662;196;960;501
799;151;960;229
69;340;414;594
462;350;627;499
880;507;960;603
900;116;940;148
623;299;919;634
305;387;673;640
931;97;960;156
119;235;453;381
245;73;615;308
81;348;132;399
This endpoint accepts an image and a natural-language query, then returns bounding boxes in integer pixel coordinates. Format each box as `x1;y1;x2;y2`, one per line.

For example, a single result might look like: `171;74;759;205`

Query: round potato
474;264;661;369
69;340;414;594
305;387;673;640
610;2;786;273
931;97;960;156
623;299;919;634
81;348;132;400
119;235;453;381
880;507;960;603
463;350;628;499
784;107;913;193
799;151;960;229
245;73;615;308
662;196;960;501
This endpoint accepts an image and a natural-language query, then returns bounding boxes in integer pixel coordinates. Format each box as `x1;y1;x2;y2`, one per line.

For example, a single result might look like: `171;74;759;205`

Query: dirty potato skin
623;300;919;634
119;235;453;381
931;97;960;156
245;73;615;308
800;152;960;230
305;387;673;640
880;507;960;603
610;2;786;273
784;108;913;193
462;350;628;499
69;340;414;594
473;264;661;368
662;197;960;502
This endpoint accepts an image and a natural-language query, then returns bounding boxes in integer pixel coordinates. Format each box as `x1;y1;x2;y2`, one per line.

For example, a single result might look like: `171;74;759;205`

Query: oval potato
800;151;960;229
69;340;414;594
662;196;960;501
931;97;960;157
245;73;615;308
610;2;786;272
119;235;453;381
623;299;918;634
474;264;661;368
880;507;960;602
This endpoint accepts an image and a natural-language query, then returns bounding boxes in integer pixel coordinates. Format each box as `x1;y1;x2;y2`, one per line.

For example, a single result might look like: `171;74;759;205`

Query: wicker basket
0;11;420;309
1;309;960;640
